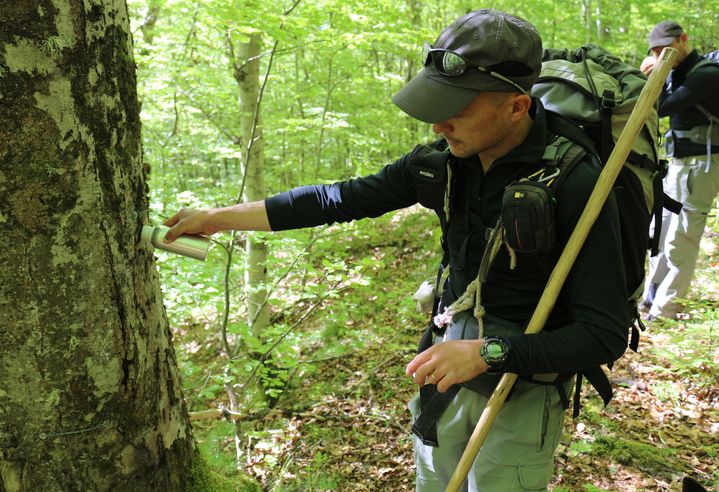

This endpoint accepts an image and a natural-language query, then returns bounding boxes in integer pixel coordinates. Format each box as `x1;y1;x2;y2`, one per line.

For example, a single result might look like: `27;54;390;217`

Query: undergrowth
161;209;719;491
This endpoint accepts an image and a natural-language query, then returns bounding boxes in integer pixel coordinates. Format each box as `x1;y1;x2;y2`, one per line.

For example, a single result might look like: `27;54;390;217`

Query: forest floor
179;209;719;492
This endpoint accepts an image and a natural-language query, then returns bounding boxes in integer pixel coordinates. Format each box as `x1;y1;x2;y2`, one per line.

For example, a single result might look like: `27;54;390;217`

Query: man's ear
510;94;532;121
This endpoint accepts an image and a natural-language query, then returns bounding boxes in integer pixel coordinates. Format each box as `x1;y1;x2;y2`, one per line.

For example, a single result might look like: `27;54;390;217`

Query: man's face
651;35;689;67
430;92;517;159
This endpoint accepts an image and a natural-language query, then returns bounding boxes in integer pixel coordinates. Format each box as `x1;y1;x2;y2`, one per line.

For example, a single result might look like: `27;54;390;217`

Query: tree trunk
0;2;201;490
140;0;163;45
581;0;592;44
236;32;270;335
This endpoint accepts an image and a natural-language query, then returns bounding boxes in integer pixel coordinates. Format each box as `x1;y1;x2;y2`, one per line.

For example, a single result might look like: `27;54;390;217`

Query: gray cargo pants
409;312;571;491
646;154;719;318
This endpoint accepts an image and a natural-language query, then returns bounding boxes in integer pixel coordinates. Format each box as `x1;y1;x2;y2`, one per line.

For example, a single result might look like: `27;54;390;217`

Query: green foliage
648;319;718;395
126;0;718;487
593;436;678;477
567;438;594;456
274;452;340;491
582;485;610;492
184;445;260;492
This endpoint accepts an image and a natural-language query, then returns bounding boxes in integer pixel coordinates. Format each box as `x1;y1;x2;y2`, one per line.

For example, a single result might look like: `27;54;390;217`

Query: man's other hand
640;55;656;76
405;340;489;393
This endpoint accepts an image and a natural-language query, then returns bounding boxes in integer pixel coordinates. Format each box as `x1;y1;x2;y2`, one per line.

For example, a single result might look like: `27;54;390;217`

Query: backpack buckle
601;89;616;109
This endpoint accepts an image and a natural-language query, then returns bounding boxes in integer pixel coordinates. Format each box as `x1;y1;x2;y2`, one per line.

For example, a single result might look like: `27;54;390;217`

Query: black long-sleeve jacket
265;100;629;377
661;49;719;158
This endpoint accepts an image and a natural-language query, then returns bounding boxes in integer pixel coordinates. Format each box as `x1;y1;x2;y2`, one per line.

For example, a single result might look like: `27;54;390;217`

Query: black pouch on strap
501;180;556;255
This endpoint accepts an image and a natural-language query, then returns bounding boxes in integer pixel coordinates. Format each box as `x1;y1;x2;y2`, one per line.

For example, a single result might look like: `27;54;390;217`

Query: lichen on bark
0;1;199;489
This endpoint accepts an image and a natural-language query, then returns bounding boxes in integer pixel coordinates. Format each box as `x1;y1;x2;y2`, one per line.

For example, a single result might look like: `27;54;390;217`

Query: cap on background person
648;20;684;50
392;9;542;123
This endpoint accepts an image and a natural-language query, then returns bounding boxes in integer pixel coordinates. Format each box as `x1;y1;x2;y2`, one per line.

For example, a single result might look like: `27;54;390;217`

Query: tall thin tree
235;32;271;336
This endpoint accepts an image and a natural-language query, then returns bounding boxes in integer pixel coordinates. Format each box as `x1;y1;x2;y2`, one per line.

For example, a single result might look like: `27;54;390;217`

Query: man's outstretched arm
163;201;271;243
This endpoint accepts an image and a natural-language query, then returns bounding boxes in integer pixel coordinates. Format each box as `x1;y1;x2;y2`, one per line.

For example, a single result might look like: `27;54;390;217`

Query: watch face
485;341;505;360
481;338;508;368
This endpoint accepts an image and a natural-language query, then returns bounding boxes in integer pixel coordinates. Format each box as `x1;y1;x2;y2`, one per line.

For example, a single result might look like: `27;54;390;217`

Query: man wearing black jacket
640;21;719;321
164;10;628;491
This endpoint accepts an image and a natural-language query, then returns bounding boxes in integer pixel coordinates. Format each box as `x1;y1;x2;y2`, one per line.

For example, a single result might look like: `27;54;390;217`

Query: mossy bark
0;2;200;489
183;451;261;492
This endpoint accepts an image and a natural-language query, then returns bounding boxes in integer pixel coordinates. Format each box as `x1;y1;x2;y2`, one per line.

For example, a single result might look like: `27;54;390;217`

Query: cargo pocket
540;388;550;451
522;385;553;454
686;158;719;213
686;163;695;198
517;462;554;490
538;383;567;455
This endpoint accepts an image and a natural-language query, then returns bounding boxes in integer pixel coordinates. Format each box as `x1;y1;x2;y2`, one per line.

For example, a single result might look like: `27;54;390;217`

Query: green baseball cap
392;9;542;123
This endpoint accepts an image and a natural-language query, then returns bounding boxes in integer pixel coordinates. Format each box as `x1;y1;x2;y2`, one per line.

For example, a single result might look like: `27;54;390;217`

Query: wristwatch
480;337;510;372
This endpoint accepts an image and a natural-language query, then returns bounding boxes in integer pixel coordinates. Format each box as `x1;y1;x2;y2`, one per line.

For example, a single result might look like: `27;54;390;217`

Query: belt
672;125;719;144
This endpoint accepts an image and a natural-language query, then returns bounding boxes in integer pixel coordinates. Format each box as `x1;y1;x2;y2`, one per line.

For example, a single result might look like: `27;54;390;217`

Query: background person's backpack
705;49;719;64
680;52;719;158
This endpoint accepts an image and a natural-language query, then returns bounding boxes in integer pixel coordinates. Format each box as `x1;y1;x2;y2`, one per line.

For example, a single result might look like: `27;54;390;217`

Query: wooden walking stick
444;46;678;492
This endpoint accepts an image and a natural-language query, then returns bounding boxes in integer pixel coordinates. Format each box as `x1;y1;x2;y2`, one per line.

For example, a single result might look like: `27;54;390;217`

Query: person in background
640;21;719;321
163;10;628;490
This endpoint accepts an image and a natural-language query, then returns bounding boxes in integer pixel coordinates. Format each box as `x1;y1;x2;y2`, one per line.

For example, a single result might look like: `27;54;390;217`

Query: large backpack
533;44;666;263
526;45;678;412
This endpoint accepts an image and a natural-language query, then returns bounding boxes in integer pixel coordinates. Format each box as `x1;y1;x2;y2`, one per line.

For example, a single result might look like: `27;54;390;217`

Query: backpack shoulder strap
542;112;618;415
694;104;719;124
544;110;596;155
685;58;719;121
542;111;596;195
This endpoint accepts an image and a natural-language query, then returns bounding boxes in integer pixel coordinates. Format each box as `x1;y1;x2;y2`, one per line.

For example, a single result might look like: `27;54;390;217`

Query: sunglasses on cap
422;42;528;95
